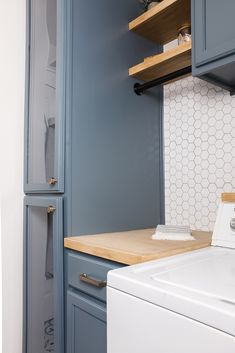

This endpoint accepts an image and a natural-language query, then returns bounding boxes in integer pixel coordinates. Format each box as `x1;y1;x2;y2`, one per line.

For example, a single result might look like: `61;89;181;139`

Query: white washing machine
107;201;235;353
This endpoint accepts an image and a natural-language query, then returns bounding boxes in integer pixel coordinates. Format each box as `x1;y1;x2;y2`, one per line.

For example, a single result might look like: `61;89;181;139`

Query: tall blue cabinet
24;0;66;352
24;0;164;352
64;0;164;236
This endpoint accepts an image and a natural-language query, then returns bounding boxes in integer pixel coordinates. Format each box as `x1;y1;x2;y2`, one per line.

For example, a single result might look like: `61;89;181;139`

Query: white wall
0;1;26;352
0;207;2;351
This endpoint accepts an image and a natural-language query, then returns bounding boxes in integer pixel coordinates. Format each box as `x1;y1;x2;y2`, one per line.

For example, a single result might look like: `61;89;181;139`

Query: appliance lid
108;247;235;336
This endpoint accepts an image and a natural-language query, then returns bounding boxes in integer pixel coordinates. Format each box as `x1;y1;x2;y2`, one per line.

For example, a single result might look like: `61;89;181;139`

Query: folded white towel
152;225;195;241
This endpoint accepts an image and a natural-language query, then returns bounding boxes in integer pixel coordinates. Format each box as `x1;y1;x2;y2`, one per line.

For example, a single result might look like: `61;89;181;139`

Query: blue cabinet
67;291;107;353
23;2;66;352
192;0;235;93
24;0;164;352
24;0;66;193
24;196;64;353
65;250;123;353
67;251;119;302
64;0;164;235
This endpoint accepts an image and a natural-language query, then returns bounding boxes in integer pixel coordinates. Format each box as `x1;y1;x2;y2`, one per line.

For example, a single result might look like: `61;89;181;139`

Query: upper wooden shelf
129;42;191;82
129;0;191;45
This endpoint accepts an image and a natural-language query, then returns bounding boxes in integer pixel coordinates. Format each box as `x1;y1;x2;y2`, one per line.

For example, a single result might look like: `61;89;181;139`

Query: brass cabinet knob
47;206;56;214
48;177;57;185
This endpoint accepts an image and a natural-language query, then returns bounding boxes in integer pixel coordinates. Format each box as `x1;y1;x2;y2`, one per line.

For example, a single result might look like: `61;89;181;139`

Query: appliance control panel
212;201;235;248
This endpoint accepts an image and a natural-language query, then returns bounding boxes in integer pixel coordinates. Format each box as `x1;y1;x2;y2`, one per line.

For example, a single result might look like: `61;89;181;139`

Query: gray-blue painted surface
23;196;64;353
67;251;122;302
24;0;66;194
25;2;165;353
192;0;235;93
64;0;164;235
65;250;123;353
67;291;107;353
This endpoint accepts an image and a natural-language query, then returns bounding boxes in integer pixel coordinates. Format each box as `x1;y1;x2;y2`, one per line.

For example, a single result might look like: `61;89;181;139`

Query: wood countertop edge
64;235;212;266
64;239;143;265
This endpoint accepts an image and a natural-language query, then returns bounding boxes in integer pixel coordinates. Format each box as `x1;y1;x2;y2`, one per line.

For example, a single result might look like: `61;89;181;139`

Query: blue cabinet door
23;196;64;353
24;0;66;193
192;0;235;68
66;291;107;353
192;0;235;93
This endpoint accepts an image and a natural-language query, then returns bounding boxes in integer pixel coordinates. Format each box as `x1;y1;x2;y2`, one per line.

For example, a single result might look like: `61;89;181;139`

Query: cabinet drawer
67;251;122;302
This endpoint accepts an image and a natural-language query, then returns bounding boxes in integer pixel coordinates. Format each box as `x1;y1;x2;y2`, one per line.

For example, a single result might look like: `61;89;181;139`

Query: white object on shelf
148;1;161;10
152;225;195;241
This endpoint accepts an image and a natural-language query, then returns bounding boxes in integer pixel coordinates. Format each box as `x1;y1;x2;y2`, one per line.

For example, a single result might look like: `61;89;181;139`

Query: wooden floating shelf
129;42;192;82
221;193;235;203
129;0;191;45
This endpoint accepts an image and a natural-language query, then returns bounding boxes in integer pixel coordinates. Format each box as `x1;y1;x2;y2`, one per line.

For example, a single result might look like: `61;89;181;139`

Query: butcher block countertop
64;228;212;265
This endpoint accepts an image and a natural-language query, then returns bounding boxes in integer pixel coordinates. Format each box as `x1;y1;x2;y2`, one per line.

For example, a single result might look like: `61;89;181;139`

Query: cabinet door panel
192;0;235;67
23;196;64;353
67;291;106;353
193;0;235;67
24;0;65;193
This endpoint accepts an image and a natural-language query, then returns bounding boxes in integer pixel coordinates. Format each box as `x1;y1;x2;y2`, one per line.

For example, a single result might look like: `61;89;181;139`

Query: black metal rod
134;66;192;95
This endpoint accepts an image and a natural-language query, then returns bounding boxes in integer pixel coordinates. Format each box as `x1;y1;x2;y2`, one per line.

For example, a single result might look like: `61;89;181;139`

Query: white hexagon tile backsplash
164;76;235;231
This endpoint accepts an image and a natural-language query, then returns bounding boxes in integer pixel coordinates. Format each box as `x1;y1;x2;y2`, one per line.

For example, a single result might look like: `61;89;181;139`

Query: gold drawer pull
48;177;57;185
79;273;107;288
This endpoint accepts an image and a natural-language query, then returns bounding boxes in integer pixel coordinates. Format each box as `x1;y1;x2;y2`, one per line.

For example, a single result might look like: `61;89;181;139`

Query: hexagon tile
164;76;235;231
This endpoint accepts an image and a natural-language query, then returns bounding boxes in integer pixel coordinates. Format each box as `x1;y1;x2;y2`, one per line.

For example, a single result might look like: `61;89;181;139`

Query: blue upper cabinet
24;0;66;193
192;0;235;93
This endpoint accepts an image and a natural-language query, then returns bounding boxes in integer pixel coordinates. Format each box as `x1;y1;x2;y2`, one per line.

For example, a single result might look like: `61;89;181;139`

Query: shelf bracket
134;66;192;95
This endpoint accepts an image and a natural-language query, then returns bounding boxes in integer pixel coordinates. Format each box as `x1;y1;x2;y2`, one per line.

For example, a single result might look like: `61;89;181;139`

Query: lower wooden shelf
129;42;192;83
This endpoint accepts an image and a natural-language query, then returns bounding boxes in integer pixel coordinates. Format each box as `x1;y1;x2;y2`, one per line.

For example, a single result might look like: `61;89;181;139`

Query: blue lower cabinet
67;291;107;353
65;250;123;353
24;196;64;353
